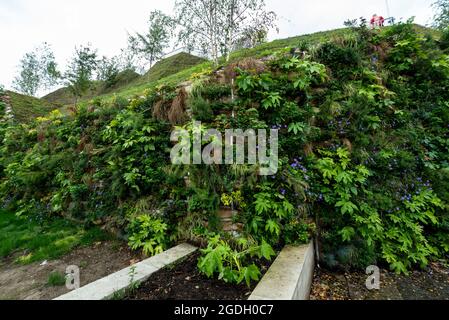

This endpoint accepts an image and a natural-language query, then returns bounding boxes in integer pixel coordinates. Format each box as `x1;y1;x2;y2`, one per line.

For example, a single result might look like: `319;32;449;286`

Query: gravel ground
310;262;449;300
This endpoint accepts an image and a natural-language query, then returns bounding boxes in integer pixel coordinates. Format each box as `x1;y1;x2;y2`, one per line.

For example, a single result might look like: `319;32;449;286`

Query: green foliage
13;43;60;96
6;91;58;123
440;27;449;50
198;234;275;287
97;56;120;88
0;86;5;116
127;214;169;256
128;10;175;68
251;184;295;243
190;96;214;122
64;44;98;104
47;271;66;286
1;22;448;285
316;41;362;79
193;84;232;101
432;0;449;30
313;148;445;273
313;148;382;251
175;0;277;64
142;53;206;84
0;211;110;264
221;190;245;208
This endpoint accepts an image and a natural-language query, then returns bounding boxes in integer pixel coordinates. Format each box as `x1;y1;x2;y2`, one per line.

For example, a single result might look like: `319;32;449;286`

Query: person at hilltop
370;14;385;28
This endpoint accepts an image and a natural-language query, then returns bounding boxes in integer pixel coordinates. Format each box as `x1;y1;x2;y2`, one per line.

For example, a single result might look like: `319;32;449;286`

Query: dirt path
0;241;142;300
310;262;449;300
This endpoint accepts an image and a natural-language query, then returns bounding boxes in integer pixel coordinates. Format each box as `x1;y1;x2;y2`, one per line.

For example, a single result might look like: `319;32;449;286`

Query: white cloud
0;0;435;96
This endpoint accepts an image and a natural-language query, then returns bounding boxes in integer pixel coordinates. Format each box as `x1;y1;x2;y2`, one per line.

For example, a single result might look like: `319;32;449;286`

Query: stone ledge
248;242;315;300
54;243;198;300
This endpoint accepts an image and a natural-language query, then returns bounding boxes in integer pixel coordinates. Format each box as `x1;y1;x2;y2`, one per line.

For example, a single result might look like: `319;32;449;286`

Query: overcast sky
0;0;435;96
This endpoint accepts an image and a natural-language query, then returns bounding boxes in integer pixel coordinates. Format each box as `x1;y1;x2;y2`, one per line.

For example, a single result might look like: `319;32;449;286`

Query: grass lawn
0;210;111;265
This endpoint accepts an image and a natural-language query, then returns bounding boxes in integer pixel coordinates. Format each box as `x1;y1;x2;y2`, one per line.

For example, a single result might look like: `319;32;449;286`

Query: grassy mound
6;91;58;123
142;52;206;83
42;70;140;106
1;22;447;279
42;53;205;107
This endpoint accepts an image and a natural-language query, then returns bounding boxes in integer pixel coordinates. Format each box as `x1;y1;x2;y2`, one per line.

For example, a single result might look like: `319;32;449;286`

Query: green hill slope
42;53;205;107
6;91;58;123
42;69;141;106
94;24;439;101
2;22;447;277
11;25;438;123
142;52;206;83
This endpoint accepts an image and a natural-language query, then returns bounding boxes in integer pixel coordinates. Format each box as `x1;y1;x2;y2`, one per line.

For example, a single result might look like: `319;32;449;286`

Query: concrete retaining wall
249;241;315;300
54;243;197;300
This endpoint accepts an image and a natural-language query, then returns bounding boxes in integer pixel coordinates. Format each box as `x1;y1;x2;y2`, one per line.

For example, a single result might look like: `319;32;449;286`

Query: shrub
127;214;169;257
1;20;448;280
198;234;275;287
190;96;214;122
47;271;66;287
440;27;449;50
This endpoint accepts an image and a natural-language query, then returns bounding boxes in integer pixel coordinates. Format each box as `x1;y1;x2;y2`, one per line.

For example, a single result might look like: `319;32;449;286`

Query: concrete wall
249;241;315;300
54;243;197;300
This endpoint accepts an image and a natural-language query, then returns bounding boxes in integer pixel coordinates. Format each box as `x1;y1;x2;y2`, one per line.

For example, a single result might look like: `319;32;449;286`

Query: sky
0;0;436;96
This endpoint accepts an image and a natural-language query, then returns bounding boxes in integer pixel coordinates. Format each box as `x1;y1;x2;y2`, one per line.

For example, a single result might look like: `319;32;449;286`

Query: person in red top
370;14;378;27
370;14;385;28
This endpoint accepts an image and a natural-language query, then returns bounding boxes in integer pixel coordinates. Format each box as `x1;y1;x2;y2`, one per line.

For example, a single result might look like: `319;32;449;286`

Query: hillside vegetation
6;91;58;123
1;21;448;282
42;70;140;107
42;53;205;107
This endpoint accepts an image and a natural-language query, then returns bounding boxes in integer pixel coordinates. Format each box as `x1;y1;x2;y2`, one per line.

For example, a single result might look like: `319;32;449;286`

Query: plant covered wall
0;21;448;284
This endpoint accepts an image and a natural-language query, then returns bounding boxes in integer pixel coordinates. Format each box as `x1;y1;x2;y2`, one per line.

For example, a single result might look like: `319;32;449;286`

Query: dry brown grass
168;88;188;125
152;100;169;121
224;58;267;83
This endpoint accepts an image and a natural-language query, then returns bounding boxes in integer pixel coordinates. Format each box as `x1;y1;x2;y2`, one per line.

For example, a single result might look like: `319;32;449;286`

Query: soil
126;253;270;300
0;241;142;300
310;262;449;300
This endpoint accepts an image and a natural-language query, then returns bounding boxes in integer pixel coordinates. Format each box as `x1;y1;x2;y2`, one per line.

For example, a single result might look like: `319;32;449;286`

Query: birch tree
64;44;98;106
175;0;277;65
220;0;277;61
432;0;449;30
128;10;175;69
13;43;60;96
